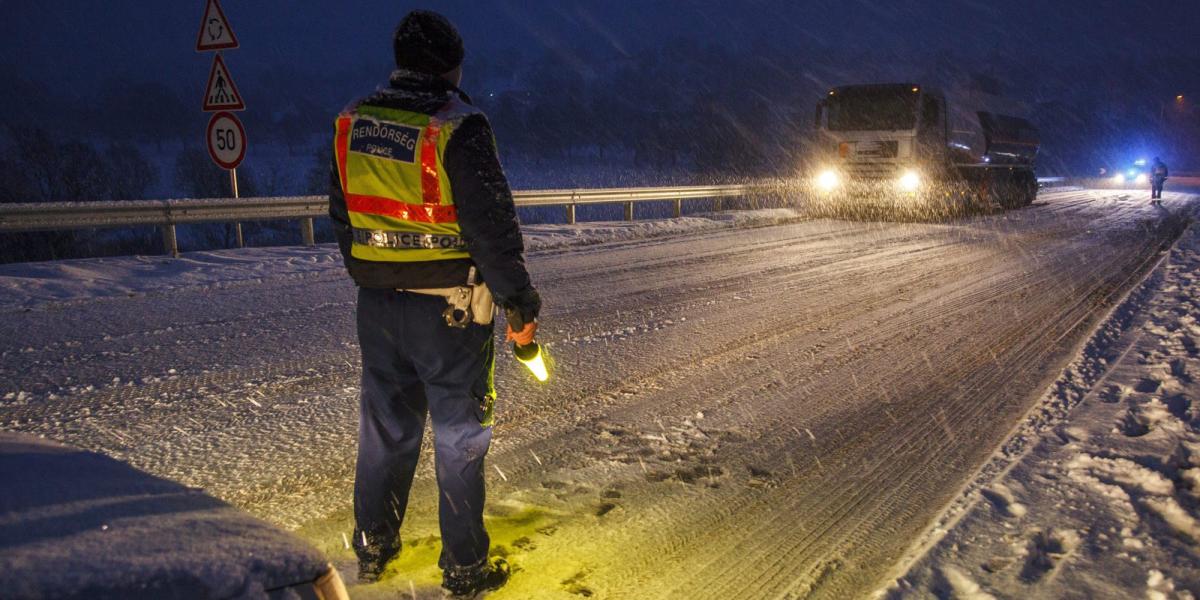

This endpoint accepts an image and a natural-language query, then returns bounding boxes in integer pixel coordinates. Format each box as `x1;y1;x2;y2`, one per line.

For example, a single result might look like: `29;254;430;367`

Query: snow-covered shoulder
522;208;802;252
0;209;803;310
889;204;1200;599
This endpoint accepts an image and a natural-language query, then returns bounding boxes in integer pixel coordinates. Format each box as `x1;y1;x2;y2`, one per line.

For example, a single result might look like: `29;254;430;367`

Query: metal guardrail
517;184;766;223
0;184;778;257
1039;177;1200;191
0;197;329;231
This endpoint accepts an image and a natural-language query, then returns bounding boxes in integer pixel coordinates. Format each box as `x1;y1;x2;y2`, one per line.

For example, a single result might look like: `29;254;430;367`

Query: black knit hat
393;10;464;75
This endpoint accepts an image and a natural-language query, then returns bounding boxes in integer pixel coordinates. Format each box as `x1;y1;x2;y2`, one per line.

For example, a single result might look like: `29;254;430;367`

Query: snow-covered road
0;189;1193;599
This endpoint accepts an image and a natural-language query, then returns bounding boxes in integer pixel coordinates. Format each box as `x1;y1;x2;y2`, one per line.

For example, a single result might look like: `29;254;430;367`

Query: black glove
503;287;541;326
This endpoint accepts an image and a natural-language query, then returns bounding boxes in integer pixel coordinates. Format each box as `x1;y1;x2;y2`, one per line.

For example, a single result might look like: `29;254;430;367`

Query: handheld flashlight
506;309;549;382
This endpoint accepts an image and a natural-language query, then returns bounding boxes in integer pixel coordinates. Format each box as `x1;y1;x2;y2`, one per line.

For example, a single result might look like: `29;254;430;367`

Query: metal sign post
230;168;242;247
205;110;247;246
197;0;246;253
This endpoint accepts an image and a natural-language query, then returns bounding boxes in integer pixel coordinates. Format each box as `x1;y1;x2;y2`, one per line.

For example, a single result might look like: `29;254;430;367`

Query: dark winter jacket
1152;160;1169;181
329;70;540;321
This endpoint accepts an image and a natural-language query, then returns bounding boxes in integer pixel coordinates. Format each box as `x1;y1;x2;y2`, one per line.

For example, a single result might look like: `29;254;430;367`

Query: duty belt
353;228;467;250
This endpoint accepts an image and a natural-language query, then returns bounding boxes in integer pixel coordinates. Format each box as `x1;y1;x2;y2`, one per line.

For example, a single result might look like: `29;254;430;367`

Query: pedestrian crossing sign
202;53;245;112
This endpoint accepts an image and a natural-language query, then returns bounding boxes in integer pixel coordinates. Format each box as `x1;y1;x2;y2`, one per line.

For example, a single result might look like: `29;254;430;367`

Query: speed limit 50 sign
206;111;247;170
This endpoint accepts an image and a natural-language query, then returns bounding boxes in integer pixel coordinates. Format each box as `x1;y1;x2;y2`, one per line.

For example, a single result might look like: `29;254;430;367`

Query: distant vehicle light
1114;173;1127;184
897;169;921;192
1135;173;1148;184
816;169;840;191
1134;159;1147;166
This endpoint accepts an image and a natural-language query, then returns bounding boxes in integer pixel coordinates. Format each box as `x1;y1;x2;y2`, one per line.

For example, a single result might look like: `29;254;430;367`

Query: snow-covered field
0;189;1195;598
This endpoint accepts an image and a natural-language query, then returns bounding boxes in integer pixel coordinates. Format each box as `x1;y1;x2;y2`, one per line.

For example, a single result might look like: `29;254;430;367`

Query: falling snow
2;187;1198;597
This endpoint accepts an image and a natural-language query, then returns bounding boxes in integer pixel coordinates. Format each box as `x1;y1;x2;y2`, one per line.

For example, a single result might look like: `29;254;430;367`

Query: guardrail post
566;204;576;225
713;197;723;212
162;225;179;258
673;198;682;218
301;218;315;246
624;201;634;221
235;223;244;248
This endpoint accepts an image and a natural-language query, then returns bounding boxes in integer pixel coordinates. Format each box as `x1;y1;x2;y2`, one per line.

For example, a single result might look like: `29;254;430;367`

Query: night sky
1;0;1198;187
5;1;1198;95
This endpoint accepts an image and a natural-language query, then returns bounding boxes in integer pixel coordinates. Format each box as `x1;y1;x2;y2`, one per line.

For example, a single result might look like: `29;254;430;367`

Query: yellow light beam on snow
514;342;549;382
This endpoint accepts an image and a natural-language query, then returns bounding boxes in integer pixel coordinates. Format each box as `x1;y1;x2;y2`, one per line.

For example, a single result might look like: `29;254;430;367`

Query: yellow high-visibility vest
334;99;482;262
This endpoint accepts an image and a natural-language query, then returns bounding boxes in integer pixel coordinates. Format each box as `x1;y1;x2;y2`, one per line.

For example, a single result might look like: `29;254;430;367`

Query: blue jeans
352;287;495;570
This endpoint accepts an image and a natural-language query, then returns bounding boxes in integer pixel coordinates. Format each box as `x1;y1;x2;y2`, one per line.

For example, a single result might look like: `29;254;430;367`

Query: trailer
809;83;1040;217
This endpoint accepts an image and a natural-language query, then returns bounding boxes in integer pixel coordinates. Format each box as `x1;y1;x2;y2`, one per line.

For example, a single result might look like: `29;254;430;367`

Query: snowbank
0;432;342;599
523;207;802;251
890;206;1200;599
0;209;803;310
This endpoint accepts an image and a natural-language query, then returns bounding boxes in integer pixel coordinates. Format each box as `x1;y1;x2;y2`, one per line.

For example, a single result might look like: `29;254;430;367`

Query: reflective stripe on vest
352;228;466;250
334;100;480;263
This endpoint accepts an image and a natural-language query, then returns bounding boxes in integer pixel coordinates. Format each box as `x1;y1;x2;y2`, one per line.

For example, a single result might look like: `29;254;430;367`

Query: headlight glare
815;169;840;191
897;169;921;192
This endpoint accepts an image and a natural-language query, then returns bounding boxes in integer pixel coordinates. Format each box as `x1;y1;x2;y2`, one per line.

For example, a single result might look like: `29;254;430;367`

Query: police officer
1151;156;1169;203
328;10;540;596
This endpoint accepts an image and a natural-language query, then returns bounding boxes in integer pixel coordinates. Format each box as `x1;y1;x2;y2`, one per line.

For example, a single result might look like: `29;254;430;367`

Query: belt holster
400;267;495;328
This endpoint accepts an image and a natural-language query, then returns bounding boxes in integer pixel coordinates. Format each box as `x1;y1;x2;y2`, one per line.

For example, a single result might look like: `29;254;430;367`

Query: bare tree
172;147;261;249
105;143;157;200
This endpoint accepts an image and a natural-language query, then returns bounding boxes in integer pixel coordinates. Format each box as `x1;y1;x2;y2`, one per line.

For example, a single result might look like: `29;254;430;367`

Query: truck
809;83;1040;217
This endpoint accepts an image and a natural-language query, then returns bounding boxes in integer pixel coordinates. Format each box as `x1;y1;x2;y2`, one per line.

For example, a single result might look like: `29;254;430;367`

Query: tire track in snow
1;190;1190;599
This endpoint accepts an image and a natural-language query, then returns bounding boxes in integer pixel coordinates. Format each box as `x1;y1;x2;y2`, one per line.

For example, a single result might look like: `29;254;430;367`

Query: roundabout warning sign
195;0;239;52
206;111;247;170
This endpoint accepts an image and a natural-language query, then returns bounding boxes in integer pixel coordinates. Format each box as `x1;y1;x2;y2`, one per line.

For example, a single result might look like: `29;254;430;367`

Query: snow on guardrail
0;184;786;234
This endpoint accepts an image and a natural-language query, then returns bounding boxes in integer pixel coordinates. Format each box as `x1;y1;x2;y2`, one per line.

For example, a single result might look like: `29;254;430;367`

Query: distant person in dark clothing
1151;157;1168;203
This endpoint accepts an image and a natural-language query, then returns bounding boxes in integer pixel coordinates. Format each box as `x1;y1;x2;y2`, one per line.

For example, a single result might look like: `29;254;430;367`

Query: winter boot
355;538;399;584
441;558;510;597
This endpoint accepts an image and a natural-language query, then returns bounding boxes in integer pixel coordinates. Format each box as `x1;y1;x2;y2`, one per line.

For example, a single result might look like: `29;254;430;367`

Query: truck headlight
815;169;840;192
897;169;921;192
1113;173;1126;184
1135;173;1148;184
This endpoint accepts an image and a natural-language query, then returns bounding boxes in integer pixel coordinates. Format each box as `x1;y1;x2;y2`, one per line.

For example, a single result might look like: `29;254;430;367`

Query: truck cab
810;82;1038;215
813;84;948;190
